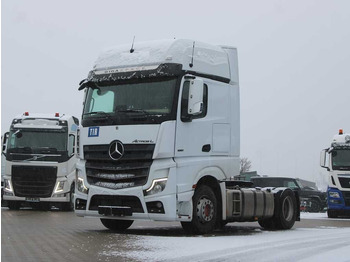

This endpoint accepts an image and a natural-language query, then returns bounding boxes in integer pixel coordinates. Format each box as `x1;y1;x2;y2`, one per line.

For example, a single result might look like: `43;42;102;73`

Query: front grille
342;191;350;206
89;195;144;213
339;177;350;189
12;166;57;197
84;144;155;190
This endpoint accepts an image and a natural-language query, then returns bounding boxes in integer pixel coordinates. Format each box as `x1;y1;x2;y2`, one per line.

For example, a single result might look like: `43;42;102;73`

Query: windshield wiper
34;147;58;153
9;147;32;153
117;108;149;116
83;111;117;123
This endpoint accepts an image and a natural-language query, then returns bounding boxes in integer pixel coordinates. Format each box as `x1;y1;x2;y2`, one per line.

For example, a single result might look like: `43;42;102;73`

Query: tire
8;201;21;210
307;199;321;213
63;183;75;211
274;189;297;229
181;185;217;235
327;209;338;218
258;218;276;229
100;219;134;231
216;220;228;229
39;202;51;211
258;189;297;230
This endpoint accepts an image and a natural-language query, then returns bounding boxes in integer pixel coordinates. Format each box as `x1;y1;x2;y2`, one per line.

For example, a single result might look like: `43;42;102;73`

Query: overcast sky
2;0;350;184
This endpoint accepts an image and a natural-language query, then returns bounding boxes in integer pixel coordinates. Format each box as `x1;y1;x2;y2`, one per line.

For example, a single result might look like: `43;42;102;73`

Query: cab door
175;76;211;158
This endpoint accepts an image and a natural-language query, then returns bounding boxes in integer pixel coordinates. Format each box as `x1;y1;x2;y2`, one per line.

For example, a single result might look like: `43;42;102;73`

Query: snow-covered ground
101;214;350;262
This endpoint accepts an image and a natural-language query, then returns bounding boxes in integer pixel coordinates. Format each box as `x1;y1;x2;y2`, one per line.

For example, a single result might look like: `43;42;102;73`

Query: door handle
202;144;211;152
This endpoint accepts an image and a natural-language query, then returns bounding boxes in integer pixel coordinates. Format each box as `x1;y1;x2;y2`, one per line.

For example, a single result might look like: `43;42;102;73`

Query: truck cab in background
321;129;350;218
2;113;79;210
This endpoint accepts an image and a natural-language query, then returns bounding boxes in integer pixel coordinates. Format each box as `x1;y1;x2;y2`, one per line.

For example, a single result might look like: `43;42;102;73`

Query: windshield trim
81;76;182;127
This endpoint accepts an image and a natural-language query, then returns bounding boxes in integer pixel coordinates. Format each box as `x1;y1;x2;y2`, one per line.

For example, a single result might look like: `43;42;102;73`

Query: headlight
54;181;65;193
329;191;340;198
4;179;13;192
144;178;167;196
76;170;89;194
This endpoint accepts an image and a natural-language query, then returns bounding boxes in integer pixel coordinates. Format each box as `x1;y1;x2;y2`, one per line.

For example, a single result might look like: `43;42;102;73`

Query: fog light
330;199;342;204
146;201;165;214
75;198;87;210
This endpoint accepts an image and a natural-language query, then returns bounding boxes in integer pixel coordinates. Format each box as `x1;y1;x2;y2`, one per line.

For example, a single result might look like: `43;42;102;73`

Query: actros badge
108;141;124;160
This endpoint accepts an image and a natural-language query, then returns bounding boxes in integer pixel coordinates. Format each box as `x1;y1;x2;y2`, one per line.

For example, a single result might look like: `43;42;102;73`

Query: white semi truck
321;129;350;218
2;113;79;210
75;39;300;234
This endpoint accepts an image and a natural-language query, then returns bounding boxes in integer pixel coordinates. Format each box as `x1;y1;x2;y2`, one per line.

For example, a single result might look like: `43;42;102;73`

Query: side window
181;81;208;121
68;135;75;156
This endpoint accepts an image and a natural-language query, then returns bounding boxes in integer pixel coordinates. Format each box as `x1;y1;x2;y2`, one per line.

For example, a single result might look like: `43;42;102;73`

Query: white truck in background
2;113;79;210
75;39;300;234
321;129;350;218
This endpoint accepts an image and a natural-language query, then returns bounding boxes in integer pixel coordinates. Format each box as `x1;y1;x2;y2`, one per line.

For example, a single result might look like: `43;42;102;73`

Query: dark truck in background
251;177;327;213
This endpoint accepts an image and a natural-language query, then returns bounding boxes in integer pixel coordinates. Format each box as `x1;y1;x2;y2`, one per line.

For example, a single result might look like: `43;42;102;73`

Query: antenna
189;41;195;68
130;36;135;53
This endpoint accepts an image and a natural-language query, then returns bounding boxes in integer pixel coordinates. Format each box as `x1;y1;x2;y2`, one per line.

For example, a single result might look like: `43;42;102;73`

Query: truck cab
2;113;79;210
321;129;350;217
75;39;298;234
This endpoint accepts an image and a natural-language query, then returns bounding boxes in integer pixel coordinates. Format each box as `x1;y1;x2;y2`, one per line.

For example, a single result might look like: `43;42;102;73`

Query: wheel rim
282;196;294;222
196;196;214;223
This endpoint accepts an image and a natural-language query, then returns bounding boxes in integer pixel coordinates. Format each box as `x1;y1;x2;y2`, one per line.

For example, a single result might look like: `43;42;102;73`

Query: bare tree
240;157;252;174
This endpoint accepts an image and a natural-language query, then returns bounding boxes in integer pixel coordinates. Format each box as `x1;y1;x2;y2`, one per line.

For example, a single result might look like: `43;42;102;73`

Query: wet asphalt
2;208;350;262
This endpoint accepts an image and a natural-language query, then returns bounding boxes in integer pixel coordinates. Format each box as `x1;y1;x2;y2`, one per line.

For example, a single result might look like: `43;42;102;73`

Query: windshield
7;129;67;154
332;149;350;170
82;78;178;126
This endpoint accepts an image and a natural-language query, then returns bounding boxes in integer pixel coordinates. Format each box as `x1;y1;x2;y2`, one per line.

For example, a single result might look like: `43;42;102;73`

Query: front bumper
75;185;180;221
3;193;70;203
327;187;350;210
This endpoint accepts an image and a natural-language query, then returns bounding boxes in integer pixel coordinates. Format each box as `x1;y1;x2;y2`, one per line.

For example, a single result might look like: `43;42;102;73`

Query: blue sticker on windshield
88;127;99;137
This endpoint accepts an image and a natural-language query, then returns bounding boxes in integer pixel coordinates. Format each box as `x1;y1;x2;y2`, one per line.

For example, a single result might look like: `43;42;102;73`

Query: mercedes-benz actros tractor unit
75;39;299;234
321;129;350;218
2;113;79;210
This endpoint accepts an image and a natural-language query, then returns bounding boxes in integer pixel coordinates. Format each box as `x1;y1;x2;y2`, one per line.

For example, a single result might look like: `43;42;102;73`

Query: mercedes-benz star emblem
108;141;124;160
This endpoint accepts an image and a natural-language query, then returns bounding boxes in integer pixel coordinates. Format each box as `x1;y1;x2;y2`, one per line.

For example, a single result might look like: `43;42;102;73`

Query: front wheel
100;219;134;231
327;209;338;218
181;185;217;235
306;199;321;213
8;201;21;210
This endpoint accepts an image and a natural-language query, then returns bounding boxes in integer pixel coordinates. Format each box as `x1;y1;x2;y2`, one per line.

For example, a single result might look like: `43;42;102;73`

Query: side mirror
188;79;203;115
2;132;9;156
320;149;327;168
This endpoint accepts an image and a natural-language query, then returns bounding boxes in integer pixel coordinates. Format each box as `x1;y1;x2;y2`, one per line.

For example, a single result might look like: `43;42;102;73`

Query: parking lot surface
2;208;350;262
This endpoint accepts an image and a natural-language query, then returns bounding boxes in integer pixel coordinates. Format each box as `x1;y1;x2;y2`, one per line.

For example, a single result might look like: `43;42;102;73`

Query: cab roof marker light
146;178;168;192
